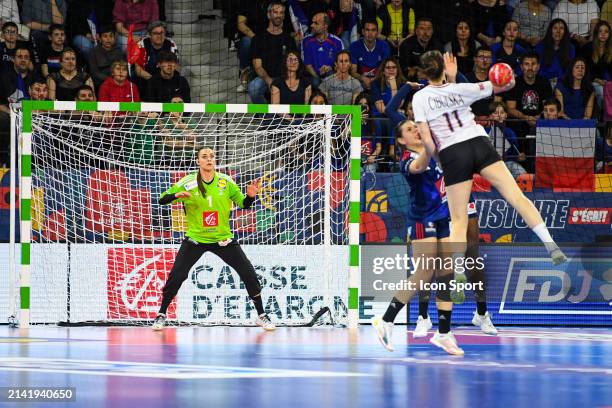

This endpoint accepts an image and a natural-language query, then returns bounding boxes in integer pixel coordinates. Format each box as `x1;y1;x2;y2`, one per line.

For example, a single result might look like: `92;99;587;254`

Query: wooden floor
0;325;611;408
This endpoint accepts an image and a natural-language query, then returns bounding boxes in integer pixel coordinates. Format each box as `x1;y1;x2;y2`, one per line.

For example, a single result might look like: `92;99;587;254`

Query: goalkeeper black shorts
439;136;502;186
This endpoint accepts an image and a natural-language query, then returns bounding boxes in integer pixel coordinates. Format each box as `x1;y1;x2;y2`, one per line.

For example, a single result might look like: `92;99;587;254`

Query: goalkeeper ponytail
197;171;207;198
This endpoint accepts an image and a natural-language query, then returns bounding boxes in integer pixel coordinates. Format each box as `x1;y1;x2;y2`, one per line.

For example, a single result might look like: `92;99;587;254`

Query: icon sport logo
500;257;612;315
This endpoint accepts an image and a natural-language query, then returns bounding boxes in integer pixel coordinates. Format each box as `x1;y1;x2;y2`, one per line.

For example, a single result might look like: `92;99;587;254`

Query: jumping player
387;78;497;337
151;146;276;331
413;51;566;301
372;120;464;356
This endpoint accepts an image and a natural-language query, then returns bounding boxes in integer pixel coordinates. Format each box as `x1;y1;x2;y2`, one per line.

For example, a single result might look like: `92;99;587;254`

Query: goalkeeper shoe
430;331;464;356
550;248;567;265
372;316;395;351
152;313;166;331
450;272;467;304
413;315;432;338
472;311;498;335
256;314;276;331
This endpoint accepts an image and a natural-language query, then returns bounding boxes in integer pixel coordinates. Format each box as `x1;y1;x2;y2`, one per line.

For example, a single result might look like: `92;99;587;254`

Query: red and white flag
536;120;596;191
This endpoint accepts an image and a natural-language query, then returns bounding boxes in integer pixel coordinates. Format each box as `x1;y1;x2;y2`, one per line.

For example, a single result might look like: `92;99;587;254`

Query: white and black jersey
412;82;494;151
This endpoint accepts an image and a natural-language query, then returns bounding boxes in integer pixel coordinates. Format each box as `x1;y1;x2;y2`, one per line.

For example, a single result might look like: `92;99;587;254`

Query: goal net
11;102;361;328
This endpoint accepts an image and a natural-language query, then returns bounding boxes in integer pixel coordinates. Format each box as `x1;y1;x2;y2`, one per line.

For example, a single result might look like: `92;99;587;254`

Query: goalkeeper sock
251;294;265;315
382;297;405;323
532;223;558;253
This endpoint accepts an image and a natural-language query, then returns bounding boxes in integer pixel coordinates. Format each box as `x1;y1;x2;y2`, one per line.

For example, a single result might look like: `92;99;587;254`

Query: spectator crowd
0;0;610;170
0;0;187;165
231;0;612;172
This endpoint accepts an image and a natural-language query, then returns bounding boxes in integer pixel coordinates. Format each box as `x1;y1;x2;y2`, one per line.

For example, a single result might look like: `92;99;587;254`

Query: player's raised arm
443;52;458;84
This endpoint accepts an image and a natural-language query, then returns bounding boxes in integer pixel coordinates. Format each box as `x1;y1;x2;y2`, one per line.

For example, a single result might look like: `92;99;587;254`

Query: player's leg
153;238;207;330
445;180;473;303
373;233;437;351
430;236;464;356
479;160;566;264
466;217;497;335
211;240;275;331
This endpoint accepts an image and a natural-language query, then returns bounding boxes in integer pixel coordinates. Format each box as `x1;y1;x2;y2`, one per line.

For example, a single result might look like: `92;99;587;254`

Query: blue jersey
302;34;344;76
400;149;449;223
349;39;390;78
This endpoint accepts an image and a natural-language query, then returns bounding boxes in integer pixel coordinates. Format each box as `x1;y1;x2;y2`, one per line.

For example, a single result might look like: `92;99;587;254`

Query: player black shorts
439;136;502;186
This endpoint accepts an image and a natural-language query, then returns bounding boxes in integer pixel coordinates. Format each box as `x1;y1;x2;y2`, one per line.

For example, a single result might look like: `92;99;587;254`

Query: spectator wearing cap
89;25;125;89
134;20;178;81
113;0;159;51
22;0;68;49
144;50;190;102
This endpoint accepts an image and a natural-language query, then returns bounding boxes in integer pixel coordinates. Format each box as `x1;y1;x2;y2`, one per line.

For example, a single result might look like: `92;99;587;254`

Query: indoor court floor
0;326;610;408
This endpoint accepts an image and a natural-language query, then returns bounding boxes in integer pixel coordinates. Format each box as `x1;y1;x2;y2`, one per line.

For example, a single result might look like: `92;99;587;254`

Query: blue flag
287;0;309;40
87;10;99;45
349;4;362;44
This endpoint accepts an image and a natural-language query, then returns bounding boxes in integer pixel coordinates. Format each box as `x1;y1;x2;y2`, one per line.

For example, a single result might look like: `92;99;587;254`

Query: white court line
360;357;612;376
451;329;612;342
0;358;373;380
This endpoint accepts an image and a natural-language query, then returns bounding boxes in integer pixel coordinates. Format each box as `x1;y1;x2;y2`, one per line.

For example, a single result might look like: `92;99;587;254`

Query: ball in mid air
489;63;514;87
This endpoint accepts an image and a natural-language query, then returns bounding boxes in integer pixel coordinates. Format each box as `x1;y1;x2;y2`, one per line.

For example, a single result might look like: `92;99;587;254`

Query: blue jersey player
372;120;464;356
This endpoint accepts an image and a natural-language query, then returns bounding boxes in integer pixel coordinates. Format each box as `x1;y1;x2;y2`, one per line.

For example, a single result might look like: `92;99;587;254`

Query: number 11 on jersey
443;110;463;132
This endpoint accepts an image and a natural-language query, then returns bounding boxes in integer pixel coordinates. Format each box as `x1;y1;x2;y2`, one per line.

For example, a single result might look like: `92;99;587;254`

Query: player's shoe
450;272;467;304
430;331;464;356
550;247;567;265
372;316;395;351
413;315;432;338
472;311;498;335
256;314;276;331
152;313;166;331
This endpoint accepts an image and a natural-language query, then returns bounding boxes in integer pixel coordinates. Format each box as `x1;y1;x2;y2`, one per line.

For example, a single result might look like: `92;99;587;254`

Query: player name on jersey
426;92;466;111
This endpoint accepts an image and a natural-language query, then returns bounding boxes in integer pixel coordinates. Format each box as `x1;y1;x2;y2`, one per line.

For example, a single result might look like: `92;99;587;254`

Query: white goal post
10;101;362;328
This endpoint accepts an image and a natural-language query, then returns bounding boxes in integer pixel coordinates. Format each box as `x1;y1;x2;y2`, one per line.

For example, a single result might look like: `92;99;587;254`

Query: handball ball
489;63;514;87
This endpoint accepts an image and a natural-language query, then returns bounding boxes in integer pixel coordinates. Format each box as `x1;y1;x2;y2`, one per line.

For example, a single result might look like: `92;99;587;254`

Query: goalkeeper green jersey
160;171;247;243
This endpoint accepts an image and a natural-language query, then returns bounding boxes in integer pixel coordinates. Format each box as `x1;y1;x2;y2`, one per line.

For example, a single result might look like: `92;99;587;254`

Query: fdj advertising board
360;245;612;326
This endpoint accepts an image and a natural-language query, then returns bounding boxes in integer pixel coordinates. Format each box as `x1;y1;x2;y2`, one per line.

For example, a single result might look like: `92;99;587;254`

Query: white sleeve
412;92;427;123
457;82;493;106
